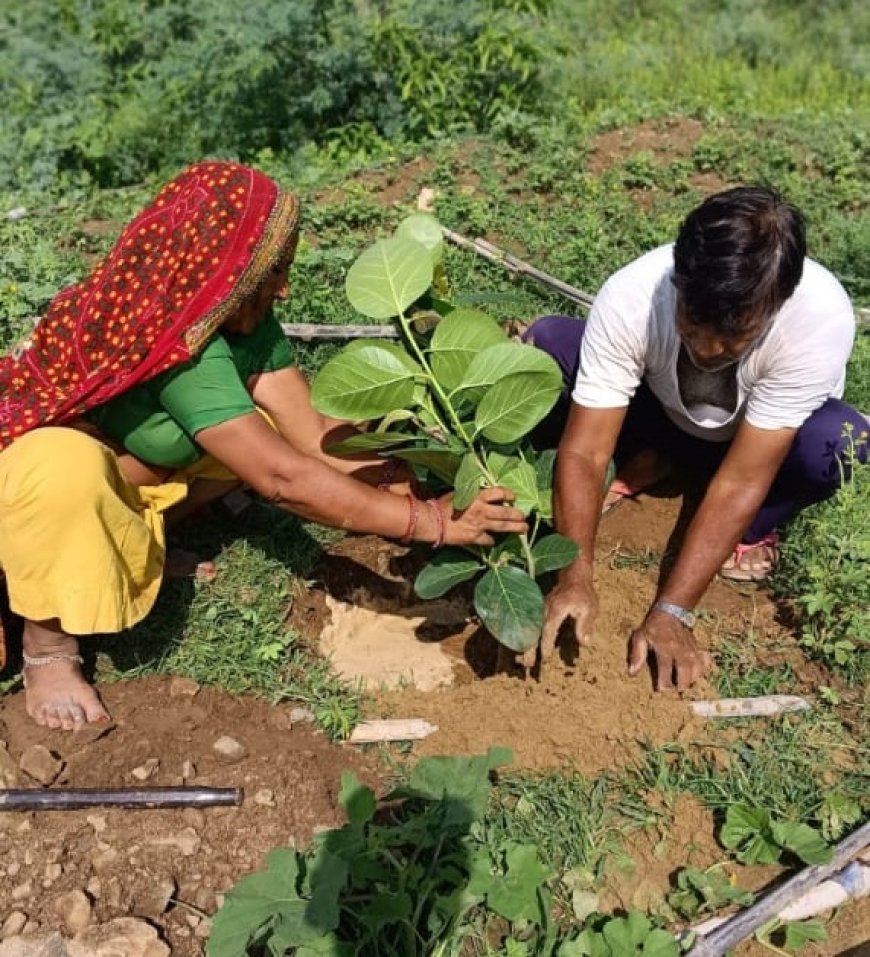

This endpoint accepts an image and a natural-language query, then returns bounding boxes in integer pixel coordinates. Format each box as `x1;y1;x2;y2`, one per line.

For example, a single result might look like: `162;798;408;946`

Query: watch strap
652;600;696;629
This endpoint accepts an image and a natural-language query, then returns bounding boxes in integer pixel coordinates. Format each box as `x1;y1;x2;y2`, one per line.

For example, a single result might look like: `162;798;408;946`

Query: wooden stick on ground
685;820;870;957
441;226;596;310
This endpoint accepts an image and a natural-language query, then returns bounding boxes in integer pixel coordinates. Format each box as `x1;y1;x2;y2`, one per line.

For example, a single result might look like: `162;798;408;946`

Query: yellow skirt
0;427;234;666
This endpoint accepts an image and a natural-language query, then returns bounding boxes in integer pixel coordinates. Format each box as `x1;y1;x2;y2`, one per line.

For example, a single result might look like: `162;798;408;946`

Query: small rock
90;847;119;874
289;707;315;724
18;746;63;786
130;758;160;782
68;917;170;957
194;917;212;939
44;863;62;882
192;886;216;913
168;676;200;697
10;883;32;902
184;914;200;929
7;861;21;877
254;788;275;807
212;736;246;762
0;911;27;938
147;827;201;857
86;815;107;834
180;808;205;829
180;760;196;781
131;874;176;919
0;745;19;788
85;877;101;899
54;889;93;933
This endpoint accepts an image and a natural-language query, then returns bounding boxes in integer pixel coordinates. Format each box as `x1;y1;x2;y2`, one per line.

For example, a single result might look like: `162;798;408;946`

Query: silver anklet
22;652;84;667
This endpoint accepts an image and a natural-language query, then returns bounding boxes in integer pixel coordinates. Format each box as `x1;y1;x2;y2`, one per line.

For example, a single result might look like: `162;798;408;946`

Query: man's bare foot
22;620;110;731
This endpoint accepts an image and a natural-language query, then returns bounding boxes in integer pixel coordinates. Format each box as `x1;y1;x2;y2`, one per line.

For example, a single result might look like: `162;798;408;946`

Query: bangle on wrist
652;600;696;629
401;494;419;544
426;498;445;548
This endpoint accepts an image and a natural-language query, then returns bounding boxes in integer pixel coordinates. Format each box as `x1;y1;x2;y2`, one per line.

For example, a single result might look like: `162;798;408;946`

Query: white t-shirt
572;244;856;441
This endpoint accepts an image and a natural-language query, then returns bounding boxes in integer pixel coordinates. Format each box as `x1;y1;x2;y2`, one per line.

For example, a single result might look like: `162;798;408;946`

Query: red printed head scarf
0;161;300;449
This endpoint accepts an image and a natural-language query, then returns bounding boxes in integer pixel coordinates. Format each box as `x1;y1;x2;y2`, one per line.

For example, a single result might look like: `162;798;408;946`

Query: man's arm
524;402;625;666
628;420;796;689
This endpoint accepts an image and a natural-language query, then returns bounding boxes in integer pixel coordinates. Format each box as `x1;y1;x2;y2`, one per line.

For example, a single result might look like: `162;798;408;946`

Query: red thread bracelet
427;499;445;548
401;494;419;544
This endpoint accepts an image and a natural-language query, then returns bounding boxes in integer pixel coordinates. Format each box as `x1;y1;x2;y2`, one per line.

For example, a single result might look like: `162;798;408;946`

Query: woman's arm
194;411;526;547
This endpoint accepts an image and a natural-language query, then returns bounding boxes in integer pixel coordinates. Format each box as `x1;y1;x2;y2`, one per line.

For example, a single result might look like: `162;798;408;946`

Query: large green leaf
429;308;506;391
499;459;539;515
391;447;463;484
345;235;434;319
453;452;487;509
474;566;544;652
311;341;422;420
486;843;553;923
455;341;562;404
474;371;562;444
207;848;303;957
532;534;580;575
770;821;832;865
395;213;445;265
325;431;417;455
415;550;484;599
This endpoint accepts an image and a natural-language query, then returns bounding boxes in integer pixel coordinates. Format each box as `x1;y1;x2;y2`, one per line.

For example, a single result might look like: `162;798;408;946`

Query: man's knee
790;400;869;487
523;315;585;384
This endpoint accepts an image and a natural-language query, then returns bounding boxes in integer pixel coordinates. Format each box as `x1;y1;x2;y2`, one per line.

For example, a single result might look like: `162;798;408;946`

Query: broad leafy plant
719;804;832;867
311;214;579;654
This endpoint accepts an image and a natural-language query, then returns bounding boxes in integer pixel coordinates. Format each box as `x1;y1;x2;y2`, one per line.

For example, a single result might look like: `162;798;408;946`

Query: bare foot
603;449;672;514
22;620;110;731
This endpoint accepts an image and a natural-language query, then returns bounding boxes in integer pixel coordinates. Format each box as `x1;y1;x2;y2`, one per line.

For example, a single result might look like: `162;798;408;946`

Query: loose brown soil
0;488;865;953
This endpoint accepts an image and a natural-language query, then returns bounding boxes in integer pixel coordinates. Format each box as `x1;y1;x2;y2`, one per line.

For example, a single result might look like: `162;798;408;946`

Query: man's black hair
673;185;806;336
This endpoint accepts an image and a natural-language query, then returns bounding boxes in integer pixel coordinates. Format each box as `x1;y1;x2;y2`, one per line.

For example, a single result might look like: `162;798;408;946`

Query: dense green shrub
0;0;554;191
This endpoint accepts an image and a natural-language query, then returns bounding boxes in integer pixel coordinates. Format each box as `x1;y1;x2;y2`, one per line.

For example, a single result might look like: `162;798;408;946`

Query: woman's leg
0;428;170;729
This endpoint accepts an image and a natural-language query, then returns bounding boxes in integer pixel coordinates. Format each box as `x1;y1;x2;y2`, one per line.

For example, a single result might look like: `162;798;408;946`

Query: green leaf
360;890;413;933
534;449;557;490
602;912;651;956
207;848;303;957
345;234;434;319
395;213;445;265
311;341;422;420
720;805;771;850
560;928;610;957
338;773;376;827
454;452;486;509
398;747;512;826
770;821;832;865
783;919;828;950
429;308;507;391
415;550;484;598
325;431;417;455
487;843;553;922
456;341;563;404
474;566;544;652
499;459;539;515
532;534;580;575
474;371;562;443
642;929;680;957
391;446;462;484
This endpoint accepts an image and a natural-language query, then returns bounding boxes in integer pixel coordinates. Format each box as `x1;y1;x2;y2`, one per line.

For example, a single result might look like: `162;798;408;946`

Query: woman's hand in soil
440;487;527;547
520;566;598;669
627;612;712;691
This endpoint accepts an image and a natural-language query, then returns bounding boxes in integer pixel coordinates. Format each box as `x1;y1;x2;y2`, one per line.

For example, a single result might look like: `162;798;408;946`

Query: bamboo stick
685;821;870;957
281;323;397;341
348;718;438;744
441;226;596;310
0;786;243;811
689;695;810;718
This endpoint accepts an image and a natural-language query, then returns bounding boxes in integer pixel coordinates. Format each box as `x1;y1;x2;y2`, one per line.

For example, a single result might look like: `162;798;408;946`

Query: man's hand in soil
519;565;598;669
627;610;712;691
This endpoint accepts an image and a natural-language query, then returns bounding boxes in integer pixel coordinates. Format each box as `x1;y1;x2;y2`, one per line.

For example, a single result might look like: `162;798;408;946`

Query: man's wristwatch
652;600;696;629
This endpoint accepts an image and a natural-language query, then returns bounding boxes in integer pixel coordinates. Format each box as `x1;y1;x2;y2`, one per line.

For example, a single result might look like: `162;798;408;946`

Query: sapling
311;214;580;654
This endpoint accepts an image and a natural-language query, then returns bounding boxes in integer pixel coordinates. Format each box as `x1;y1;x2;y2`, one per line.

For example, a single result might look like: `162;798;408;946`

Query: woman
0;161;525;731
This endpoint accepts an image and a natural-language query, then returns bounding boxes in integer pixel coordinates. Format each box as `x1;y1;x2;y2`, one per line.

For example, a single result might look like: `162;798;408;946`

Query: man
525;186;866;690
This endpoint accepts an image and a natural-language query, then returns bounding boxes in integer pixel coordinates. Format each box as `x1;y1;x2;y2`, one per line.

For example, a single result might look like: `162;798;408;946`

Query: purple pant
525;316;868;544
